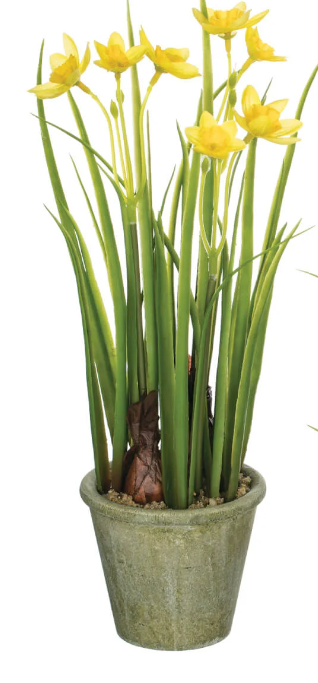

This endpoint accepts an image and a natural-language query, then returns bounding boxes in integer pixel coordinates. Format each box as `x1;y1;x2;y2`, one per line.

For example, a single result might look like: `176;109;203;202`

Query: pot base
117;629;230;651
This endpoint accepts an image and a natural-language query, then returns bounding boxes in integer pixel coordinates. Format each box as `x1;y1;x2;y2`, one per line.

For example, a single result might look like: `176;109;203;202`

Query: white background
1;0;318;680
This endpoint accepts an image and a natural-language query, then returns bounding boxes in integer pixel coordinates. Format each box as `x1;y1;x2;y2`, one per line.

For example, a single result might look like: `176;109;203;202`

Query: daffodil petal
185;126;201;146
94;41;107;61
164;47;190;62
28;82;69;99
126;45;147;65
221;120;238;138
192;8;208;25
264;136;301;145
63;34;79;64
229;11;251;31
201;22;227;35
108;32;125;52
271;119;302;137
267;55;287;62
50;53;67;70
212;149;230;160
242;85;261;114
234;111;251;133
249;115;272;136
269;99;288;113
235;2;247;10
244;10;269;28
229;139;247;151
193;144;212;155
140;28;156;61
80;43;91;74
165;61;200;79
200;111;217;128
94;58;127;73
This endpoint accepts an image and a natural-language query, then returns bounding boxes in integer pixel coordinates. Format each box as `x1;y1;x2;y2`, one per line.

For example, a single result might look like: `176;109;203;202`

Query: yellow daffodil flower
193;2;268;38
234;85;302;144
245;27;286;62
140;28;200;79
29;34;90;99
94;32;147;74
185;111;246;159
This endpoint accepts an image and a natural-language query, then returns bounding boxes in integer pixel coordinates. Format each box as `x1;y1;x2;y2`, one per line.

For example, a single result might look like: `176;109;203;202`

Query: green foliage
32;6;317;508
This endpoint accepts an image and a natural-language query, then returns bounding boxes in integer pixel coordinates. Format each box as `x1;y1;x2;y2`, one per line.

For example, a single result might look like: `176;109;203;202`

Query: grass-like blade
46;207;111;493
225;138;257;468
188;224;312;504
98;164;140;405
32;113;125;186
36;41;111;491
227;222;300;501
260;64;318;266
175;152;201;508
163;232;201;354
67;90;127;491
153;219;176;507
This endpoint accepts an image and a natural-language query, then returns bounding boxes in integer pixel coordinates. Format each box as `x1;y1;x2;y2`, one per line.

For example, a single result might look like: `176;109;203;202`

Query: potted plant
29;1;317;650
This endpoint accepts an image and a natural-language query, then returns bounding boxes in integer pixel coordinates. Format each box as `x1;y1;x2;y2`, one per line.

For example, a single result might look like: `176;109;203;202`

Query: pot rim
80;465;266;526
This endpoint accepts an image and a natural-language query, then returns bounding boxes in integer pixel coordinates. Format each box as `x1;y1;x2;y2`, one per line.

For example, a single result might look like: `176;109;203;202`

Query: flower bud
229;71;238;89
229;89;237;107
201;157;210;174
110;100;119;119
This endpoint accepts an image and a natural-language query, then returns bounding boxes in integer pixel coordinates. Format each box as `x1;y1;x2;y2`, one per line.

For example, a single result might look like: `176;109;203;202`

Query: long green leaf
188;225;311;503
153;219;176;507
56;201;117;420
227;222;300;501
32;114;125;186
241;288;273;461
298;269;318;278
46;206;111;492
67;91;127;491
174;152;201;508
163;232;201;354
225;138;257;468
36;42;111;491
260;64;318;264
98;164;140;405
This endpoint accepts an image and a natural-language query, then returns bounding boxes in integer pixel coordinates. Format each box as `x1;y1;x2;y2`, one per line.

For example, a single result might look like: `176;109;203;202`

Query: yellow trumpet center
106;45;130;68
251;36;274;59
208;8;243;27
49;54;80;86
245;104;282;136
201;126;231;153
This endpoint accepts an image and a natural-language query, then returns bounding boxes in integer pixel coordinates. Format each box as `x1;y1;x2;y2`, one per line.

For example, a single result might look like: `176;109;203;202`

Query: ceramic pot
80;464;266;650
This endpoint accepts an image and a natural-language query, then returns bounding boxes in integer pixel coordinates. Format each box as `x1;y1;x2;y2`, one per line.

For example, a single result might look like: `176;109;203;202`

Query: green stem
116;74;134;197
200;0;214;113
78;83;120;191
216;40;232;122
139;71;162;189
114;115;128;191
199;167;211;255
217;152;238;258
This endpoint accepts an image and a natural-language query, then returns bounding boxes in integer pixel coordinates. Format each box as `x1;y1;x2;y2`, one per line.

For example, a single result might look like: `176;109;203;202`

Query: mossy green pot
80;465;266;650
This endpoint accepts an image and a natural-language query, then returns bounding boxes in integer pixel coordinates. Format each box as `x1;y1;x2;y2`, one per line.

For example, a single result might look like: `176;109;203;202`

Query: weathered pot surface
80;464;266;650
